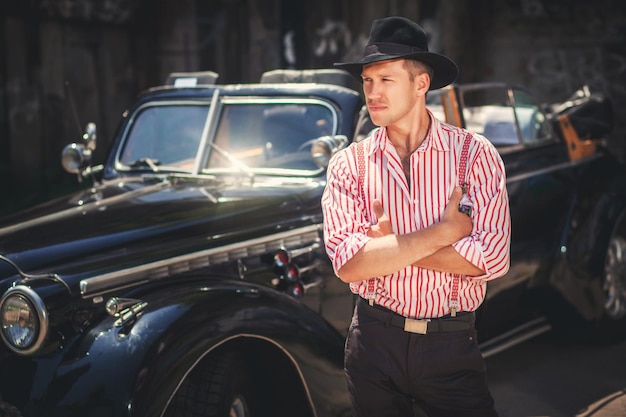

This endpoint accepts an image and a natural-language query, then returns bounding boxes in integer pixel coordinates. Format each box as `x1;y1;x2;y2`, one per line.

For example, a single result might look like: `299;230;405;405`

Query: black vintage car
0;69;623;417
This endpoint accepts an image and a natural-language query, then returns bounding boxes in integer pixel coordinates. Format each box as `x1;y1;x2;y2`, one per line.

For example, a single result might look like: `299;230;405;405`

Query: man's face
361;59;422;128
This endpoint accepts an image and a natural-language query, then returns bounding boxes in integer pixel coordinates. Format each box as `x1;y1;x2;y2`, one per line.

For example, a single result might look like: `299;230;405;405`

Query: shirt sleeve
321;147;372;276
452;135;511;281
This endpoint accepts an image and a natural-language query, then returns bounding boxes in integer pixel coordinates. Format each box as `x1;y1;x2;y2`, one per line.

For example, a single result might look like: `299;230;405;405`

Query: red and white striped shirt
321;112;511;319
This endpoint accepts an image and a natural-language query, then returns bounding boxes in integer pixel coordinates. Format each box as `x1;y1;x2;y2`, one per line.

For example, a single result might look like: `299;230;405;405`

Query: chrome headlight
0;286;48;355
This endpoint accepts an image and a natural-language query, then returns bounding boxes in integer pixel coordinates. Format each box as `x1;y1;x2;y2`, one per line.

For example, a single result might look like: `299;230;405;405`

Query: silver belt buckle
403;318;429;334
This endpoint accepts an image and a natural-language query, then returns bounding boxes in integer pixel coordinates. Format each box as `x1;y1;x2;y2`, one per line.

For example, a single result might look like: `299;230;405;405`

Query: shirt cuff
452;235;489;280
331;233;372;276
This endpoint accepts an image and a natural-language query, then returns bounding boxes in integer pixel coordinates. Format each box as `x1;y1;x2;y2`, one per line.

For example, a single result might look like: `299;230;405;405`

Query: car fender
548;168;626;321
38;279;347;417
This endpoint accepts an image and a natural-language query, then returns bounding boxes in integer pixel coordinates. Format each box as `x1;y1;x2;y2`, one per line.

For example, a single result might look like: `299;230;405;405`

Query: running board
479;317;552;358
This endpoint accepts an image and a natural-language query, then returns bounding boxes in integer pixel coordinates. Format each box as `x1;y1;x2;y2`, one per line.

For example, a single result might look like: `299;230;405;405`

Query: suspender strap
458;132;473;188
353;131;474;314
356;141;366;213
354;140;377;300
450;132;474;316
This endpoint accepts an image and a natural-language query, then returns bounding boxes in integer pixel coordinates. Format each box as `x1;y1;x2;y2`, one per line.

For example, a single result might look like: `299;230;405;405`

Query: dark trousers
344;299;498;417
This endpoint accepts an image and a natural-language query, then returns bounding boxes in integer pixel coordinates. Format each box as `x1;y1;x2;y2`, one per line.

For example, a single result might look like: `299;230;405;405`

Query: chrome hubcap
603;236;626;319
229;396;249;417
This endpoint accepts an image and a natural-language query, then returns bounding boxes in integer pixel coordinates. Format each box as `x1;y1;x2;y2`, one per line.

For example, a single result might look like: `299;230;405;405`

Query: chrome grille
79;224;322;297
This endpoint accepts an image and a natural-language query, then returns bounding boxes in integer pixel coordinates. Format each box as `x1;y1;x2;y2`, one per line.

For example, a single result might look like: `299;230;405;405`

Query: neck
388;111;431;160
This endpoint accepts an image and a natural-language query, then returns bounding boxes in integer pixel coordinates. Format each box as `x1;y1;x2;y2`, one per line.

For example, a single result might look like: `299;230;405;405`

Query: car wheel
602;235;626;320
164;351;258;417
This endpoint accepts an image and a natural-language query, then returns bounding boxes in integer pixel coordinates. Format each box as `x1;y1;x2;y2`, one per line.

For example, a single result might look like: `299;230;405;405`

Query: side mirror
83;122;97;150
61;122;98;178
552;86;613;140
311;135;348;168
61;142;92;174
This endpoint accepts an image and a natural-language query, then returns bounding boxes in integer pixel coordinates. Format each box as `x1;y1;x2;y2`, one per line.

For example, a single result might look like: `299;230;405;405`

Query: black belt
357;297;475;334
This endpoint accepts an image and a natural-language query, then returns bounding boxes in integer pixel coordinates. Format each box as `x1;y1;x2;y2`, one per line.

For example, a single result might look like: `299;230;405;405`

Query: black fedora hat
334;16;458;90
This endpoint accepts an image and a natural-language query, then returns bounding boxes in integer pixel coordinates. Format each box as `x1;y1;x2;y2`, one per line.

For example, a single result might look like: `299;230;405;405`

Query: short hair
404;59;434;84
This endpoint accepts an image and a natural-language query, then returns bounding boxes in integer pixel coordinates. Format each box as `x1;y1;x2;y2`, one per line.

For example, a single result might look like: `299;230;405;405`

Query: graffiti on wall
1;77;41;129
519;0;626;120
309;19;365;66
308;18;444;68
518;0;626;146
528;47;626;98
312;20;352;59
520;0;624;36
40;0;139;23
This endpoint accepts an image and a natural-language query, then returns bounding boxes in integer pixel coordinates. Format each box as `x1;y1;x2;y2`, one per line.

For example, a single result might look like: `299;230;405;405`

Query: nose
364;81;381;100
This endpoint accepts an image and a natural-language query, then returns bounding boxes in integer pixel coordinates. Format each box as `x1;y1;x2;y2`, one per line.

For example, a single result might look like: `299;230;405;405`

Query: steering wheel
297;138;318;152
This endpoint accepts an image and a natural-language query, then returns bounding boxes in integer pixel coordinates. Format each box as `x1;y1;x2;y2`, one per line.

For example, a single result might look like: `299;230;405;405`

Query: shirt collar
368;109;450;156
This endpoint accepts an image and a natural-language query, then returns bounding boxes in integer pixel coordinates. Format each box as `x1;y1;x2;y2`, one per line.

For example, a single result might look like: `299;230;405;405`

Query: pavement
575;389;626;417
485;330;626;417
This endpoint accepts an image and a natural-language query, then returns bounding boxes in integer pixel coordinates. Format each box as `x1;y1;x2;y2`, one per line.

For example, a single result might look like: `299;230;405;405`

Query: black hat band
364;42;428;57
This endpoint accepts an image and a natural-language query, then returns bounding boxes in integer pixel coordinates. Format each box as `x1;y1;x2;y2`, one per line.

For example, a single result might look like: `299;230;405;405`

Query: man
321;16;511;417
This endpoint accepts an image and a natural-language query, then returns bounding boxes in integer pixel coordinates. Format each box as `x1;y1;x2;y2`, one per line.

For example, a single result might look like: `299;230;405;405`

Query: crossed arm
336;187;485;283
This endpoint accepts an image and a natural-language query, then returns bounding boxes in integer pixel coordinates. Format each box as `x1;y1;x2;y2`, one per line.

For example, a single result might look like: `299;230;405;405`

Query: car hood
0;175;324;284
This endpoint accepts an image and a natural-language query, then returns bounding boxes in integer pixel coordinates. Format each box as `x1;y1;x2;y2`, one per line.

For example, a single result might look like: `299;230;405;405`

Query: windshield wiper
129;157;160;172
207;141;255;182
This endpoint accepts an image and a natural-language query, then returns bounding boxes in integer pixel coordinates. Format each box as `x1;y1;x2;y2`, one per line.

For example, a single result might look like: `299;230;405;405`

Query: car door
460;85;577;341
428;84;577;343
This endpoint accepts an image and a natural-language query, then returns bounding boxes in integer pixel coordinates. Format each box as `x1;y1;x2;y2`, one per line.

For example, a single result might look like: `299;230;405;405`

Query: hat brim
334;51;458;91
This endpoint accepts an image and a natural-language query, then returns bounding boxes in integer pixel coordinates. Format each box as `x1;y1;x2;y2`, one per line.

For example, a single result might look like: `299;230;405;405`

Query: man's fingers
450;186;463;204
367;199;393;237
372;199;385;220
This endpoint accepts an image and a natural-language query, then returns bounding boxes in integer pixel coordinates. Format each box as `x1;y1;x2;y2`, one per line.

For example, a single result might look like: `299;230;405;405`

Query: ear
416;72;430;95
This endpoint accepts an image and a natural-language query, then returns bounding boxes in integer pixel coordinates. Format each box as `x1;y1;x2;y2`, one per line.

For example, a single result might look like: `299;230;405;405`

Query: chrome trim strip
479;317;551;358
0;179;172;235
193;89;220;174
290;241;321;258
80;224;322;297
506;153;601;184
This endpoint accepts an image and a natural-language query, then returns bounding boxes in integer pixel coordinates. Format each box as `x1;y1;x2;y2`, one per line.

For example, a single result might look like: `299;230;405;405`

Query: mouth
367;103;386;113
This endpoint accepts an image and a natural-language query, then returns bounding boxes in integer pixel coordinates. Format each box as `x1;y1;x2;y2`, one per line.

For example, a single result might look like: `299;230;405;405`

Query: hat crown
369;16;429;52
333;16;458;90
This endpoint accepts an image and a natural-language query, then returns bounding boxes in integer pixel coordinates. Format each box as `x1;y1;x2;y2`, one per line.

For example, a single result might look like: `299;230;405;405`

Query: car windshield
118;99;336;174
426;86;552;149
459;87;522;147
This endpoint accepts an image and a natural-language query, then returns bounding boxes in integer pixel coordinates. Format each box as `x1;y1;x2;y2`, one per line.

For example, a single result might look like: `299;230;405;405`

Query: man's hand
339;188;477;282
440;187;473;243
367;188;472;244
367;199;393;237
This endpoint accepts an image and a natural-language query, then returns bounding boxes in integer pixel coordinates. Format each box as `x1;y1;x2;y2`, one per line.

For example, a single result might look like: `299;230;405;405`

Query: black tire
602;235;626;320
597;234;626;340
164;351;258;417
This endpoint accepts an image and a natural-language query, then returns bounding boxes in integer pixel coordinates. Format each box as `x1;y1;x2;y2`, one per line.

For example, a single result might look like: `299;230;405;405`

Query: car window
207;101;335;171
460;87;521;148
512;90;553;145
119;104;209;171
118;99;336;174
421;87;555;150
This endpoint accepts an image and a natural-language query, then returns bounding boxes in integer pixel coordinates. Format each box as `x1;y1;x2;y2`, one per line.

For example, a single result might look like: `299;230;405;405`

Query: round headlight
0;286;48;355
